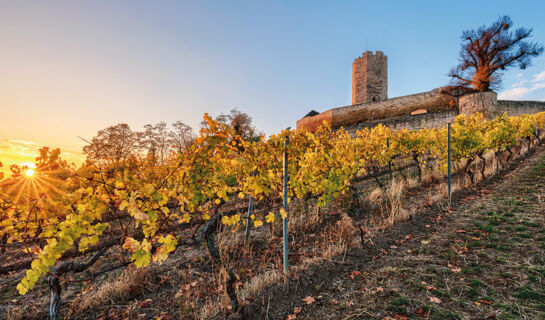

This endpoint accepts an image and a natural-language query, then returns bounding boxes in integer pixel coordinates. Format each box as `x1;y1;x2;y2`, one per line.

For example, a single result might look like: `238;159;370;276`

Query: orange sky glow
0;137;84;176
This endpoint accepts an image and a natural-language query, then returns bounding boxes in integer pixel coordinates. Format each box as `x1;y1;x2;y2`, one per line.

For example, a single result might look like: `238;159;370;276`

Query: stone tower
352;51;388;105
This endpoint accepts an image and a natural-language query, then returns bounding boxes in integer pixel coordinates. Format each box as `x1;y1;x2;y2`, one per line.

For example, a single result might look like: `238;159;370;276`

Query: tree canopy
449;15;544;92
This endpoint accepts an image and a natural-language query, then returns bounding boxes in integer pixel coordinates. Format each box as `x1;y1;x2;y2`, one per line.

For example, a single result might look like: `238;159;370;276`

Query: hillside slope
258;147;545;319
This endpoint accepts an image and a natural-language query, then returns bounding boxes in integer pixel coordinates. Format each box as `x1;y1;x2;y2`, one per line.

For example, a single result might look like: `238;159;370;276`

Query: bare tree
82;124;138;166
449;15;543;92
205;108;263;141
138;122;172;165
170;121;195;152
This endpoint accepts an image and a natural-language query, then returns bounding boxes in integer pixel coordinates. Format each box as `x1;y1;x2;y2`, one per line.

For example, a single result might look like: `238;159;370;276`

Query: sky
1;1;545;171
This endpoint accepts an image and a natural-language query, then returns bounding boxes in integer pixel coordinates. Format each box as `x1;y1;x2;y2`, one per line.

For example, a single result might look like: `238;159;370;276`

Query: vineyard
2;111;545;319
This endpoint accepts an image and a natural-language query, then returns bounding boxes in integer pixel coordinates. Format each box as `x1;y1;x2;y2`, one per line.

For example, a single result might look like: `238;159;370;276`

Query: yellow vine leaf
119;200;129;211
280;208;288;220
123;237;139;253
17;283;28;295
132;249;151;268
153;235;178;264
253;219;263;227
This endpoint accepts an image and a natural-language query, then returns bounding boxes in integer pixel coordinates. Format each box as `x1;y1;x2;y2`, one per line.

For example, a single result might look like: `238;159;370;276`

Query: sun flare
25;168;35;177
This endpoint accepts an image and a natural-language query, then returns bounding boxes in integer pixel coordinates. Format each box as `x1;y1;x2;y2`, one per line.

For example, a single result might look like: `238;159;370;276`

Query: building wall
295;110;333;132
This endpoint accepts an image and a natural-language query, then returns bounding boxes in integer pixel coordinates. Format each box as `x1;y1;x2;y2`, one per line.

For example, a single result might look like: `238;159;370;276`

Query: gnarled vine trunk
202;209;239;313
477;151;486;180
48;248;107;320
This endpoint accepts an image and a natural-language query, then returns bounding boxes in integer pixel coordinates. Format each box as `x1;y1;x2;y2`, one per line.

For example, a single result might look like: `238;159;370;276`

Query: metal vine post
282;132;289;284
447;122;452;206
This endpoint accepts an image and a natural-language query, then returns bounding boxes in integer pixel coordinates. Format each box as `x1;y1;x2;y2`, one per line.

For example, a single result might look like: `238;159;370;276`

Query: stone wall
459;91;499;119
498;100;545;116
297;88;456;131
343;110;458;134
335;97;545;134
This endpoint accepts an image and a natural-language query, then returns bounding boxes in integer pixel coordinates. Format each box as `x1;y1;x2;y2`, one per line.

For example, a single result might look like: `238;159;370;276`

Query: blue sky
1;1;545;154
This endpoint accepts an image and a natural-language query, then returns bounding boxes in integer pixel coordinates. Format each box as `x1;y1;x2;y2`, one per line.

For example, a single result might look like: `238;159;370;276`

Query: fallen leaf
429;296;441;304
480;299;492;305
421;240;430;244
350;271;361;279
286;314;297;320
140;299;153;308
293;306;302;314
415;307;427;316
376;287;384;293
302;296;315;305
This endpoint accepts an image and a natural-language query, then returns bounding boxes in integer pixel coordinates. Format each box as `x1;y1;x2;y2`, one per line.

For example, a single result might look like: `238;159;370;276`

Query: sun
25;168;35;177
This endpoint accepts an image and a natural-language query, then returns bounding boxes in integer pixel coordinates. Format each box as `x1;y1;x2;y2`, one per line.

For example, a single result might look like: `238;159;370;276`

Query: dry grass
238;269;282;302
335;214;357;246
288;200;324;236
68;266;150;318
384;179;409;226
197;299;222;320
404;176;420;189
297;241;349;270
368;187;383;204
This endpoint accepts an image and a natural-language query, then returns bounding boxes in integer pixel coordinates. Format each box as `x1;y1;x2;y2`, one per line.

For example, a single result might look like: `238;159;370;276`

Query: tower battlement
352;51;388;104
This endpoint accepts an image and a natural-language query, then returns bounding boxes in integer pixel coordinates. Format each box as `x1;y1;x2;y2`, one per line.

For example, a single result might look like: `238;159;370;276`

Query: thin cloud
500;69;545;100
512;80;528;88
534;69;545;82
499;87;531;100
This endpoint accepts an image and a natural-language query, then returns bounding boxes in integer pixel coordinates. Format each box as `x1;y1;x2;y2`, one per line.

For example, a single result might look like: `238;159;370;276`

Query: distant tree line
82;109;262;166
